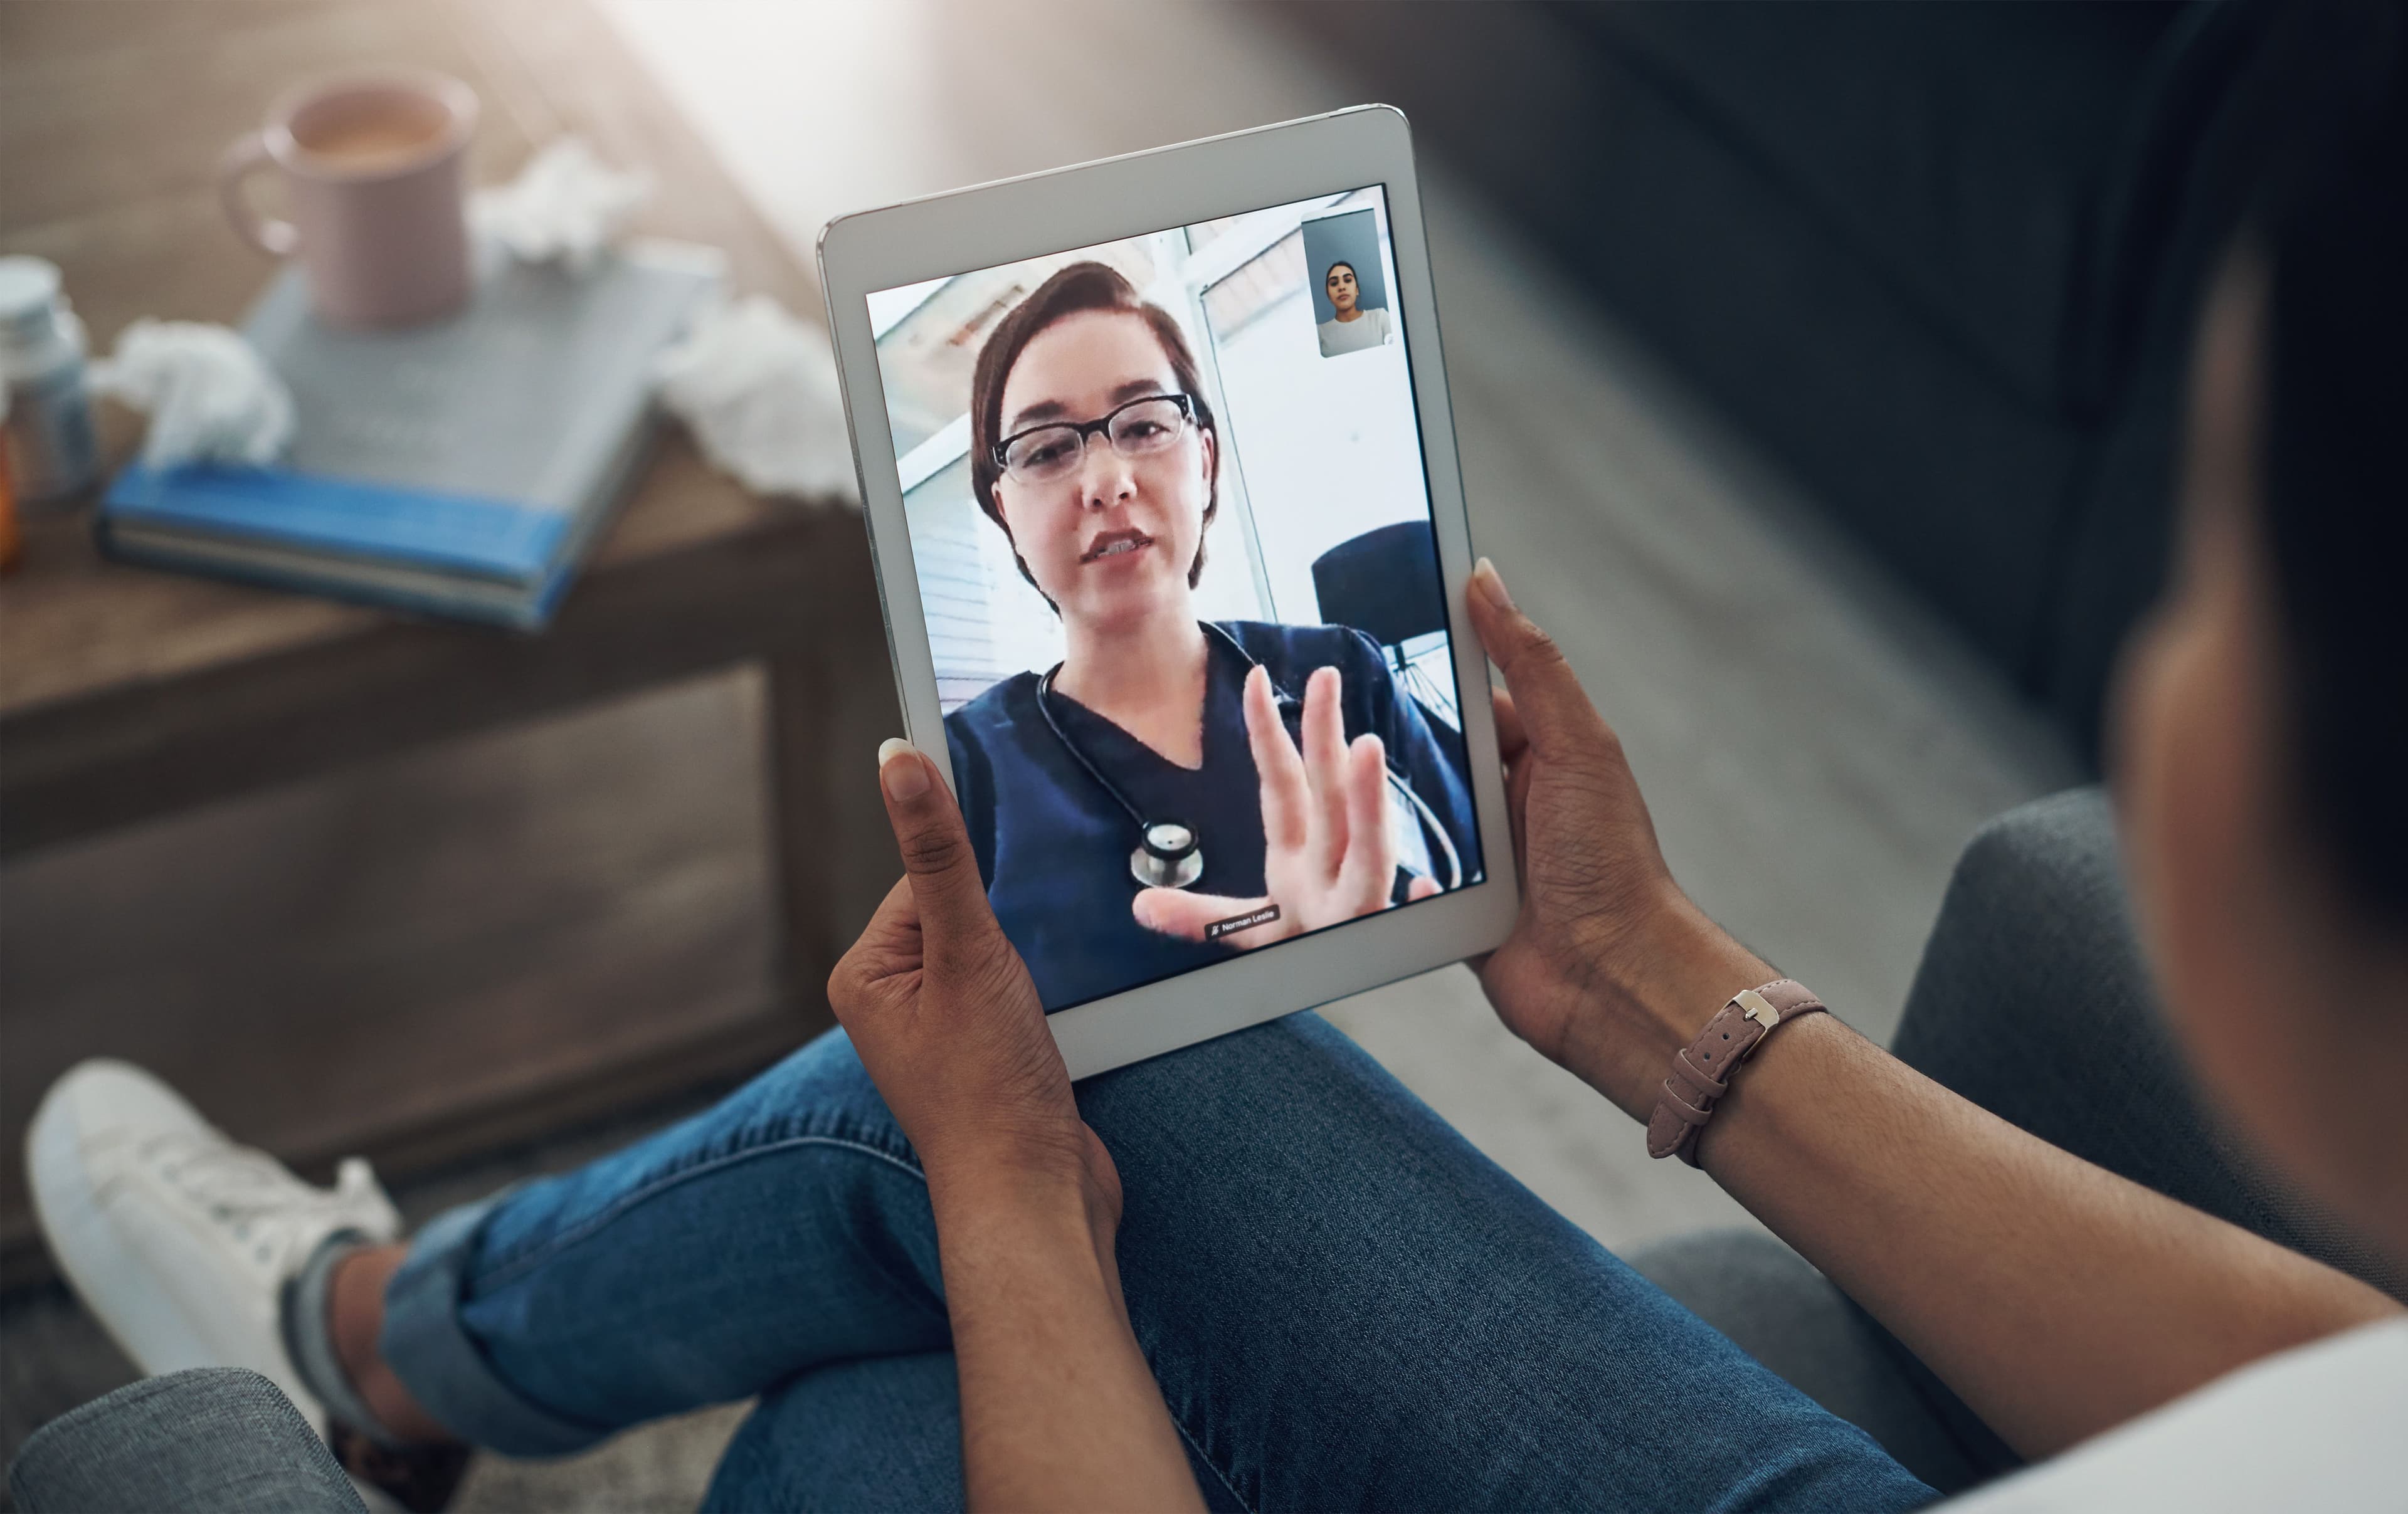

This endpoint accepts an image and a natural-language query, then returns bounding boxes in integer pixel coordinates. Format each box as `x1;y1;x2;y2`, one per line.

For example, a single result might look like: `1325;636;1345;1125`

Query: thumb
1466;557;1593;758
876;738;995;947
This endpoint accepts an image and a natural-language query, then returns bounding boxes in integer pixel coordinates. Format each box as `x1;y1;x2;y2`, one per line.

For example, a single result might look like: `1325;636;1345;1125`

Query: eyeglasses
993;393;1198;485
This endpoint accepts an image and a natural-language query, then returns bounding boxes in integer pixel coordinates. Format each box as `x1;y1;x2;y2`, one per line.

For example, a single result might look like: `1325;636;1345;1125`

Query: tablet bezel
818;105;1518;1078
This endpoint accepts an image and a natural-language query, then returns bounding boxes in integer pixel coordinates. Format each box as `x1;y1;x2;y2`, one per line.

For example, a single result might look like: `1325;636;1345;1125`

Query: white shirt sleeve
1936;1317;2408;1511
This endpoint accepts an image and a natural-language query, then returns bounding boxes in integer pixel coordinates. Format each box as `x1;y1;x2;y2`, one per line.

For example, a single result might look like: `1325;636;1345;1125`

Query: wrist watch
1645;978;1826;1166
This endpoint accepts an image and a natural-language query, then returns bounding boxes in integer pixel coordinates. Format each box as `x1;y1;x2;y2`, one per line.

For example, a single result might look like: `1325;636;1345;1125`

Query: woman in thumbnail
944;261;1476;1009
1316;259;1395;357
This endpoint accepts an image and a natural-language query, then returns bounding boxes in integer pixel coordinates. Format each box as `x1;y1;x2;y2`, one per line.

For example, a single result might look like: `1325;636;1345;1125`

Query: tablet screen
867;184;1486;1012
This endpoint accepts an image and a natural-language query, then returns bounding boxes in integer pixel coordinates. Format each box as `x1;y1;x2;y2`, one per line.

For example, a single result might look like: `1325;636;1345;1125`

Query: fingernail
1473;556;1514;611
878;737;929;801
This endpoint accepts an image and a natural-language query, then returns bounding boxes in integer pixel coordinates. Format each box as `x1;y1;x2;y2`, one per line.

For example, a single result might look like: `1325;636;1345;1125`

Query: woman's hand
832;739;1205;1513
1464;559;1772;1118
830;739;1117;1215
1131;665;1440;949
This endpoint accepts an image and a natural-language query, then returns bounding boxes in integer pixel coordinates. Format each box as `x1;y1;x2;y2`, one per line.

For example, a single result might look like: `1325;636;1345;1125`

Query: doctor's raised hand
1131;662;1442;949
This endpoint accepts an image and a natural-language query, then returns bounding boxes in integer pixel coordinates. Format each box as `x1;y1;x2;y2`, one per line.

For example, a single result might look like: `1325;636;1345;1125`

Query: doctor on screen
943;261;1476;1011
1316;260;1394;357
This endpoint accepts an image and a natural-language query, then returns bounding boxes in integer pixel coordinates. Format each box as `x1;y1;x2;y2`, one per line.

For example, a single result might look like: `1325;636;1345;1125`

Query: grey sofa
1636;789;2404;1495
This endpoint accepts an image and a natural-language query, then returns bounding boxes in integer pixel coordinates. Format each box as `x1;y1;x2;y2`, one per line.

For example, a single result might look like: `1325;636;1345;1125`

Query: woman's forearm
1564;906;2401;1459
929;1170;1204;1513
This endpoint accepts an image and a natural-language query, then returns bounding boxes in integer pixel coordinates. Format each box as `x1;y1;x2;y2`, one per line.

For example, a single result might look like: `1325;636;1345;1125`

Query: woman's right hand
1464;559;1773;1120
829;739;1118;1219
833;740;1205;1514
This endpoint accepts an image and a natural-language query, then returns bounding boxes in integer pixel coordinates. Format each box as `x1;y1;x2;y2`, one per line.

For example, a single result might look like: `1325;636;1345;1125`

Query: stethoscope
1034;623;1464;895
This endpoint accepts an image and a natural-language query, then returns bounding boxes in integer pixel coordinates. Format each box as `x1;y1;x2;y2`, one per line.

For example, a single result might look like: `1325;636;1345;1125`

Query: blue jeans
381;1011;1936;1512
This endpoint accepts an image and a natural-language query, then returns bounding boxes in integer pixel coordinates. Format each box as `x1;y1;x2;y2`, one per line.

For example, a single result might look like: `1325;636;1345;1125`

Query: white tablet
819;105;1516;1078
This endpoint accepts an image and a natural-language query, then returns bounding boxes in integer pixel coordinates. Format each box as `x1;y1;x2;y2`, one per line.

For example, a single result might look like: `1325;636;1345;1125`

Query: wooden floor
0;2;2080;1503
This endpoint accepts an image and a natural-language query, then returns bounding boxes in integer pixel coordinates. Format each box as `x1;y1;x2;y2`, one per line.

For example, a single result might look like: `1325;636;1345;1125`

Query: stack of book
97;238;721;628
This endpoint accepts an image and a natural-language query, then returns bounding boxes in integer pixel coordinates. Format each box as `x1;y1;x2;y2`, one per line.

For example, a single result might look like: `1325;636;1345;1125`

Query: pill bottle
0;255;99;507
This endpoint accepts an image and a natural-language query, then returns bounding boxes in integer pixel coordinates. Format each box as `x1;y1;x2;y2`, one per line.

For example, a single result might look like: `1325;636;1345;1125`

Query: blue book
98;237;722;628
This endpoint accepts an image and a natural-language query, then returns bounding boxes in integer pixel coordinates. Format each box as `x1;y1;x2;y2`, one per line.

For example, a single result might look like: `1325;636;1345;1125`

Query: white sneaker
24;1058;401;1430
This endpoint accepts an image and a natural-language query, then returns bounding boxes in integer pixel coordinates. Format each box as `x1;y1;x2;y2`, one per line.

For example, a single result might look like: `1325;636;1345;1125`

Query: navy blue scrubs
944;621;1480;1012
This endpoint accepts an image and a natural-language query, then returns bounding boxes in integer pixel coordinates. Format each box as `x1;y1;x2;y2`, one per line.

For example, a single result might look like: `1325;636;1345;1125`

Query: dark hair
966;261;1219;604
1326;261;1358;282
2234;1;2408;926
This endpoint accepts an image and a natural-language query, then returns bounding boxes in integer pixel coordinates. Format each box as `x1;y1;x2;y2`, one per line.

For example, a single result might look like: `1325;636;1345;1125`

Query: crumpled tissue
655;295;857;503
88;319;295;467
472;137;652;273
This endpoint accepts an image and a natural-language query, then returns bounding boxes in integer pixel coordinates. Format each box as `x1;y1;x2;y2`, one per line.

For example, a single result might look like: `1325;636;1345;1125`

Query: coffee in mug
219;71;479;329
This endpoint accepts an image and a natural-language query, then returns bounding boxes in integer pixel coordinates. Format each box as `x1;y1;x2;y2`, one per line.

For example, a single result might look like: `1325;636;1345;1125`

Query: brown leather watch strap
1645;979;1827;1166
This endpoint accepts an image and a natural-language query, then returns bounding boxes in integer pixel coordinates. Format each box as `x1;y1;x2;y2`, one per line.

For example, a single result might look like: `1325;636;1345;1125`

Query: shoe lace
139;1132;387;1263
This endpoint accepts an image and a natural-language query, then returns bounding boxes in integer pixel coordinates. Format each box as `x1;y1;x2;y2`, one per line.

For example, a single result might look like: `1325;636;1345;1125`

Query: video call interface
867;185;1484;1012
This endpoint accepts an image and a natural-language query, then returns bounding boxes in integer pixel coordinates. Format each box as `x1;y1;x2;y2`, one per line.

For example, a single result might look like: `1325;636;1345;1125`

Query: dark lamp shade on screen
1312;522;1445;649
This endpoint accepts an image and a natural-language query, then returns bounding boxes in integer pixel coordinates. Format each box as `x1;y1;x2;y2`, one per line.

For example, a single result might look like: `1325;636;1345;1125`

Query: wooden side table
0;1;900;1283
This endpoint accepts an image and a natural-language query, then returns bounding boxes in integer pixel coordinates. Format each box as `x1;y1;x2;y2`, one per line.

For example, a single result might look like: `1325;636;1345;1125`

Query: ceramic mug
219;71;478;329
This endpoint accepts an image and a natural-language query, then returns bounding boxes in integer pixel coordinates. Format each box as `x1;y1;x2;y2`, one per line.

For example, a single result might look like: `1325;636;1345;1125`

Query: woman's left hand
1132;665;1438;949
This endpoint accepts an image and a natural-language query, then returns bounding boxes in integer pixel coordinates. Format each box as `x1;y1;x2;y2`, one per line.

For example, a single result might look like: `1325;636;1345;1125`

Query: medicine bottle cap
0;256;66;345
